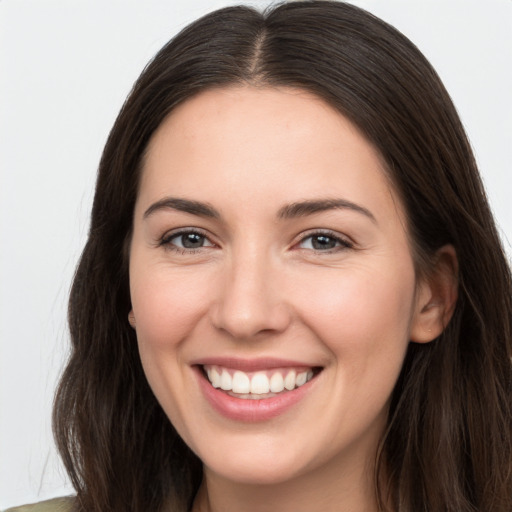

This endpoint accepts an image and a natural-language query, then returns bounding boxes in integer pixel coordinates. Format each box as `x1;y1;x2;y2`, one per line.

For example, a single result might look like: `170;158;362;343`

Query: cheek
293;264;416;438
130;264;214;351
294;263;416;360
128;263;215;428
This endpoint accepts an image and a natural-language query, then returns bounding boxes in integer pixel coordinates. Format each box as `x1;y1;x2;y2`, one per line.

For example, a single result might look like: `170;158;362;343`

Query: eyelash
158;228;354;254
159;228;214;254
296;230;354;253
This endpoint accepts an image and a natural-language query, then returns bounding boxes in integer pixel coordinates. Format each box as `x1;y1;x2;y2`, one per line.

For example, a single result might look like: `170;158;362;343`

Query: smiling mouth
201;364;321;400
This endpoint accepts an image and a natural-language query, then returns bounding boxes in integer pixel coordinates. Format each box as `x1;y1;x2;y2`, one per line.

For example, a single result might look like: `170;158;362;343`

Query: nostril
210;299;292;340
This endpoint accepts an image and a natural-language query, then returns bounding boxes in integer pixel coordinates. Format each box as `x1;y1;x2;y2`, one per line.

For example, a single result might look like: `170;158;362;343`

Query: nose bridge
211;242;290;339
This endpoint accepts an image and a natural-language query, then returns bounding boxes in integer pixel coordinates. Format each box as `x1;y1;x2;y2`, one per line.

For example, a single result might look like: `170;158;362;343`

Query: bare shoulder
4;497;75;512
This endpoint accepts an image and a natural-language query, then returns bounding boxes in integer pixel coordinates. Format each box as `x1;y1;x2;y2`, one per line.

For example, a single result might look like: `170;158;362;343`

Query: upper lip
190;356;320;372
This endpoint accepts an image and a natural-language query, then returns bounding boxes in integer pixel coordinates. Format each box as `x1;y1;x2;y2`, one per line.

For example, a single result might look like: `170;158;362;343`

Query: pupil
312;235;336;250
182;233;204;248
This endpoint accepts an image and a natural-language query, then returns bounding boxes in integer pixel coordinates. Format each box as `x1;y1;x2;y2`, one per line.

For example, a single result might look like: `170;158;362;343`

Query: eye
298;232;353;251
160;229;215;251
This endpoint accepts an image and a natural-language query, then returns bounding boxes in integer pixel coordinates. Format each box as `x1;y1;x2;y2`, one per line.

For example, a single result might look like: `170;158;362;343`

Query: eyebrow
277;198;377;223
143;197;220;219
143;196;376;223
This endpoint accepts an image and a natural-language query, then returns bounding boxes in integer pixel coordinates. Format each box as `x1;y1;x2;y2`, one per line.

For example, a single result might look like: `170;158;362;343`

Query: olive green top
4;497;74;512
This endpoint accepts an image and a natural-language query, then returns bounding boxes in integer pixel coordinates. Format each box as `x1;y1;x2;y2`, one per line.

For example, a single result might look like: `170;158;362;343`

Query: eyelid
156;227;353;254
158;227;216;251
295;229;354;251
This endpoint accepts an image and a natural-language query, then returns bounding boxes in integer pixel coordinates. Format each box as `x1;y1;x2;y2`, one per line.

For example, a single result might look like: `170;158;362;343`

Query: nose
210;250;292;340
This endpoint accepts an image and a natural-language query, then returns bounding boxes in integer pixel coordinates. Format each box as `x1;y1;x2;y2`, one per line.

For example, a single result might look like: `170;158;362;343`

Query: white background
1;0;511;508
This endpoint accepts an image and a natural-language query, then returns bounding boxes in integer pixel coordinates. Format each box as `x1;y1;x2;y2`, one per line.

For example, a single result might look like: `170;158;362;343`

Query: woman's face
129;86;428;485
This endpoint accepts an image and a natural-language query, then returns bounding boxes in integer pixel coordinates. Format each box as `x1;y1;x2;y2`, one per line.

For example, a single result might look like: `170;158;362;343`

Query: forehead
138;85;403;226
145;86;378;165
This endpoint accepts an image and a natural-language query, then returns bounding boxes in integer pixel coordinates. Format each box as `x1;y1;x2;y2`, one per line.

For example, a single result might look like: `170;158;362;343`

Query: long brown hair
53;2;512;510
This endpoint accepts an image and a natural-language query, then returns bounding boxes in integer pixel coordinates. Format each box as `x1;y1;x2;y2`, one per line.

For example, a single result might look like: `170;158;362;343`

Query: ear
128;309;136;329
410;245;458;344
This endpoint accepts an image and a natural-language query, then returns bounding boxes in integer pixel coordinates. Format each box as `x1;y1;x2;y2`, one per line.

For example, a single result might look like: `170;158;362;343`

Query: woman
8;1;512;511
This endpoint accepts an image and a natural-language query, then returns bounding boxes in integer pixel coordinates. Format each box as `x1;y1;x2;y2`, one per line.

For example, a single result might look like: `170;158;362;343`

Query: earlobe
128;310;136;329
410;245;458;344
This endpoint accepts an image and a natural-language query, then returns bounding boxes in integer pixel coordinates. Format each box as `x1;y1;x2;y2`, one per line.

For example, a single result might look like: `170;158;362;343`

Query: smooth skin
129;86;457;512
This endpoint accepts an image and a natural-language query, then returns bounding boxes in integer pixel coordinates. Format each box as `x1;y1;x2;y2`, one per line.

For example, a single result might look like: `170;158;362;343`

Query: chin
204;455;307;486
194;431;326;486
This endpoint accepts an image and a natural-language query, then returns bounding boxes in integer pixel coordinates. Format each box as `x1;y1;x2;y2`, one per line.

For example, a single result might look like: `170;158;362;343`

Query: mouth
200;364;322;400
192;358;324;421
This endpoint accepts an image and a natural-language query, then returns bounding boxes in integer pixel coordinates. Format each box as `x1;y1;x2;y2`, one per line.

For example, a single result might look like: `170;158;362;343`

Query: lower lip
194;366;317;422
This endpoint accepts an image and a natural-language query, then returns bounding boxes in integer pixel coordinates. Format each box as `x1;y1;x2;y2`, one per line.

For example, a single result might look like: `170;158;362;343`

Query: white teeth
204;365;316;396
251;373;270;394
296;371;307;387
232;371;250;394
210;367;221;388
284;370;296;391
269;372;285;393
220;369;232;391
